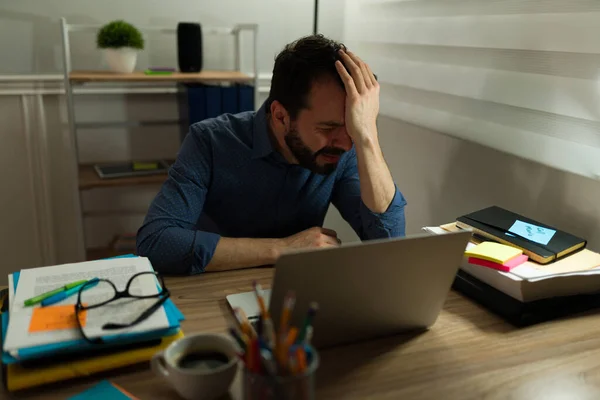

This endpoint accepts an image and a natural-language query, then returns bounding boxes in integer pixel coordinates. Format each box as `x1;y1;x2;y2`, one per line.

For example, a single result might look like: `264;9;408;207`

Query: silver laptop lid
268;231;471;348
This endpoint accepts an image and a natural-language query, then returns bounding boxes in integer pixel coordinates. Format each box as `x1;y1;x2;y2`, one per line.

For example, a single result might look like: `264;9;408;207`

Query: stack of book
425;206;600;326
0;255;185;392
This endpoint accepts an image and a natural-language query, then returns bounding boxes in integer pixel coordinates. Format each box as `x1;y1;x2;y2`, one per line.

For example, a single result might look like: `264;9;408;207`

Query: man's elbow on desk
136;226;217;276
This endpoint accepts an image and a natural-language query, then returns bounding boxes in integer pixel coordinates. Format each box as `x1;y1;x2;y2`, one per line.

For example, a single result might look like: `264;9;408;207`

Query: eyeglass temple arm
102;293;170;330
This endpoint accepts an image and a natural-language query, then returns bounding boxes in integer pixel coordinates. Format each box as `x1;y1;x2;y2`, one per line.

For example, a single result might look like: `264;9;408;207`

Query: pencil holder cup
242;346;319;400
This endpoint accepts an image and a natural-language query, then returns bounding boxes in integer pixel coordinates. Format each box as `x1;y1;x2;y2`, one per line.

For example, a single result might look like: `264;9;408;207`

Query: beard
284;127;346;175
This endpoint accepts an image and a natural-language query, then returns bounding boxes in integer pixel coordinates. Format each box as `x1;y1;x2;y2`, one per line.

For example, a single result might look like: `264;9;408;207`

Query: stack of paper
1;255;185;391
424;224;600;302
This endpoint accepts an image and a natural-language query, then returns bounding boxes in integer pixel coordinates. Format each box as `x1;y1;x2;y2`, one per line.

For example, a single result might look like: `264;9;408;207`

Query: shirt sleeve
331;147;407;240
136;125;220;275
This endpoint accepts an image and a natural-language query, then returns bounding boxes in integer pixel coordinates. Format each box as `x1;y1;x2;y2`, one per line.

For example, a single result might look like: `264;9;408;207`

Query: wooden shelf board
79;164;167;190
70;70;253;83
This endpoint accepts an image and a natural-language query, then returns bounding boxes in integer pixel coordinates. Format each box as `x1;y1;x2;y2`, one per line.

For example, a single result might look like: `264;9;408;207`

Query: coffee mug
151;333;239;400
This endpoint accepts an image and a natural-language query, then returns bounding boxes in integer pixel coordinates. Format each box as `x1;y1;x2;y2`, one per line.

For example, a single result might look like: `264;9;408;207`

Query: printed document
3;257;170;356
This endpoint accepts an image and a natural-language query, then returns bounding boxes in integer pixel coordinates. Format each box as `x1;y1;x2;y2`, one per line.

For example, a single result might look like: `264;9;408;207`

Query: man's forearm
355;135;396;213
205;227;342;272
205;237;282;272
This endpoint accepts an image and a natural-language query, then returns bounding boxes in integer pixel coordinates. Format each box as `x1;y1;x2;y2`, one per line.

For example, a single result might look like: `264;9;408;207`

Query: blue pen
41;278;99;307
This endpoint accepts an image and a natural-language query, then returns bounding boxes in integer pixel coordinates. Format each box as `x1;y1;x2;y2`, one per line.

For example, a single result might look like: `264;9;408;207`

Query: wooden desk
6;268;600;400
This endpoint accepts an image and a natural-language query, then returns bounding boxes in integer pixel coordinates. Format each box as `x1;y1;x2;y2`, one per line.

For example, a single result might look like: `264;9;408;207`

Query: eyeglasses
75;271;170;344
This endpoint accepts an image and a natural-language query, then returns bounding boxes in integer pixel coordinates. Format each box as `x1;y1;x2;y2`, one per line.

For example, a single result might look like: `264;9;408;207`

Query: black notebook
456;206;586;264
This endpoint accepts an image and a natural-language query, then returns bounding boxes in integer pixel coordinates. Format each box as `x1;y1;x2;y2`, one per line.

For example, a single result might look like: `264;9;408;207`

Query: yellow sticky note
28;305;87;333
133;162;159;171
465;242;522;264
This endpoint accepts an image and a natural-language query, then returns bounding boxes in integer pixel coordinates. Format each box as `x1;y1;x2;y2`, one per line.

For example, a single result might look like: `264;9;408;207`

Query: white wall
356;117;600;251
323;0;600;248
326;112;600;250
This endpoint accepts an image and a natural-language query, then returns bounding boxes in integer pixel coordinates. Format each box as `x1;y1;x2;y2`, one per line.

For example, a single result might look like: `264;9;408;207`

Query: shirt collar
252;103;275;159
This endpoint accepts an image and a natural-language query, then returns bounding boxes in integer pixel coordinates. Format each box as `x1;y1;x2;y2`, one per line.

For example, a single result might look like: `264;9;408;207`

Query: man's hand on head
277;227;341;257
335;49;380;148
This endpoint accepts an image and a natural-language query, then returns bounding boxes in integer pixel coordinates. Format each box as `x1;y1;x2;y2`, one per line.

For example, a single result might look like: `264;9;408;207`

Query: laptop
226;230;471;348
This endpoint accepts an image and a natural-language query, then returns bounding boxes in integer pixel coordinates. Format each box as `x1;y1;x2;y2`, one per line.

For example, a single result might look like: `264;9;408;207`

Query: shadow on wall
430;130;600;250
376;115;600;251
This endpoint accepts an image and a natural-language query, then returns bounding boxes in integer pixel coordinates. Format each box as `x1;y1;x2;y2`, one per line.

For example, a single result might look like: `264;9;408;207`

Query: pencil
234;307;257;338
253;282;276;348
277;327;298;369
228;326;248;351
246;337;255;371
279;290;295;336
298;302;318;343
296;346;307;373
253;281;269;318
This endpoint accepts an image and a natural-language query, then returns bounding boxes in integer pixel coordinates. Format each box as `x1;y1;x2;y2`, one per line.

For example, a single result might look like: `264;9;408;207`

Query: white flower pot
104;47;138;73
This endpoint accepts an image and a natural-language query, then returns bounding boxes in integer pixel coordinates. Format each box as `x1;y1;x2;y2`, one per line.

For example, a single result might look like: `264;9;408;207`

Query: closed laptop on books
456;206;586;264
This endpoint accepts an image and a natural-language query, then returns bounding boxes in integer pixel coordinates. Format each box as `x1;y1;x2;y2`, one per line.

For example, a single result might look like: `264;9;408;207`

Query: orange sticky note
28;305;87;333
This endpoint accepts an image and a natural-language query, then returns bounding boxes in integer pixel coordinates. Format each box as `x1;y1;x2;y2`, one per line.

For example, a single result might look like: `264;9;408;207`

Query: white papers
422;226;448;235
3;257;170;356
8;274;14;314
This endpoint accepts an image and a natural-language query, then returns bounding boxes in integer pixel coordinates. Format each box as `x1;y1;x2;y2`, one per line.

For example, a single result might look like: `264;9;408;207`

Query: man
136;35;407;274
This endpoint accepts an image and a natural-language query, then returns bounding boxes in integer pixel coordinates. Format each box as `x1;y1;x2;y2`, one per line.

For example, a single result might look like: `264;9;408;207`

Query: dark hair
266;35;347;120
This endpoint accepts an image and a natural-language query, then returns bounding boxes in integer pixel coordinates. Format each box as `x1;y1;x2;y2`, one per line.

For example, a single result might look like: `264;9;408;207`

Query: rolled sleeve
359;184;407;239
331;148;407;240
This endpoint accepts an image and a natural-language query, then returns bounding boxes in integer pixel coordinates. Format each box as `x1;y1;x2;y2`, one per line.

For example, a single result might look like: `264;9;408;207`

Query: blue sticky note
68;380;133;400
508;220;556;245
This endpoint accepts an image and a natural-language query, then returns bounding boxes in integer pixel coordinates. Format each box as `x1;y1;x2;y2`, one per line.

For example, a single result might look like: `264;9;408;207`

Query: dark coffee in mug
175;351;231;372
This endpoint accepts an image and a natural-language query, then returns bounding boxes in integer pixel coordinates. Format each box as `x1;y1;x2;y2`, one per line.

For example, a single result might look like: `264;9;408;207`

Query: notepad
29;305;87;333
132;162;159;171
468;254;529;272
464;242;523;264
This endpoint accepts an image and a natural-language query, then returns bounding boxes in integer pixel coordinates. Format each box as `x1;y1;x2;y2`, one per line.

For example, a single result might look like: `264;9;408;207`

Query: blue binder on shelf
221;85;239;115
205;85;222;119
186;84;255;126
238;84;254;112
1;255;184;364
187;85;207;125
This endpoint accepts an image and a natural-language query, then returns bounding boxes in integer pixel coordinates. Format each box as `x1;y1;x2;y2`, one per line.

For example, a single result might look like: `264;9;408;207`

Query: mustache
315;147;346;157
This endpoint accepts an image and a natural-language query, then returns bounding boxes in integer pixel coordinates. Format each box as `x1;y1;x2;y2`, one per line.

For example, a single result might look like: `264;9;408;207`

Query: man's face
284;78;353;175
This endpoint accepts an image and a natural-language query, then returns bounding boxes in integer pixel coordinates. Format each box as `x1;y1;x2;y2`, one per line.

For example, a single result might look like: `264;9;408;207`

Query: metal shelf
60;17;259;258
70;70;253;84
78;164;167;190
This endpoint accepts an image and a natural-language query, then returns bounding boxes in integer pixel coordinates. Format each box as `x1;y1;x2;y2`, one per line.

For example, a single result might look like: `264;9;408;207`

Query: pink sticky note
468;254;529;272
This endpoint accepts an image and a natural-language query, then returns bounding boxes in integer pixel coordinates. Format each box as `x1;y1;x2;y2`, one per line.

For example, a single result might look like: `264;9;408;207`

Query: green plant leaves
97;20;144;50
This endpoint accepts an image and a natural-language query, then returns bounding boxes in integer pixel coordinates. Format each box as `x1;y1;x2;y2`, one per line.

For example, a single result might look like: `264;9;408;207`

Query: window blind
343;0;600;180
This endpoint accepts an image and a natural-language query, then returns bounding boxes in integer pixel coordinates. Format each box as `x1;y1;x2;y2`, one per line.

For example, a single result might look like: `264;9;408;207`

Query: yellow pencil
234;307;257;338
277;326;298;369
253;281;269;318
279;290;295;337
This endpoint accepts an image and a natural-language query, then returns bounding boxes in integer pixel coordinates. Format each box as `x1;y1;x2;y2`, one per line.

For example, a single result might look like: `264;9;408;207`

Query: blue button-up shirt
136;104;407;274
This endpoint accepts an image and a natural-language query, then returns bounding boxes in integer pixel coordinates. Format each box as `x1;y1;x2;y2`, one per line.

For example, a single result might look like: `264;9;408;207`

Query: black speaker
177;22;203;73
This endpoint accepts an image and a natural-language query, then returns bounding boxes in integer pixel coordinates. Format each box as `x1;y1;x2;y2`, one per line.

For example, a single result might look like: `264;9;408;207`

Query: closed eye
318;127;337;134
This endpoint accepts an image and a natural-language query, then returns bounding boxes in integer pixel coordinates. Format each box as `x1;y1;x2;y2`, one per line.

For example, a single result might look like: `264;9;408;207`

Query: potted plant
96;20;144;73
